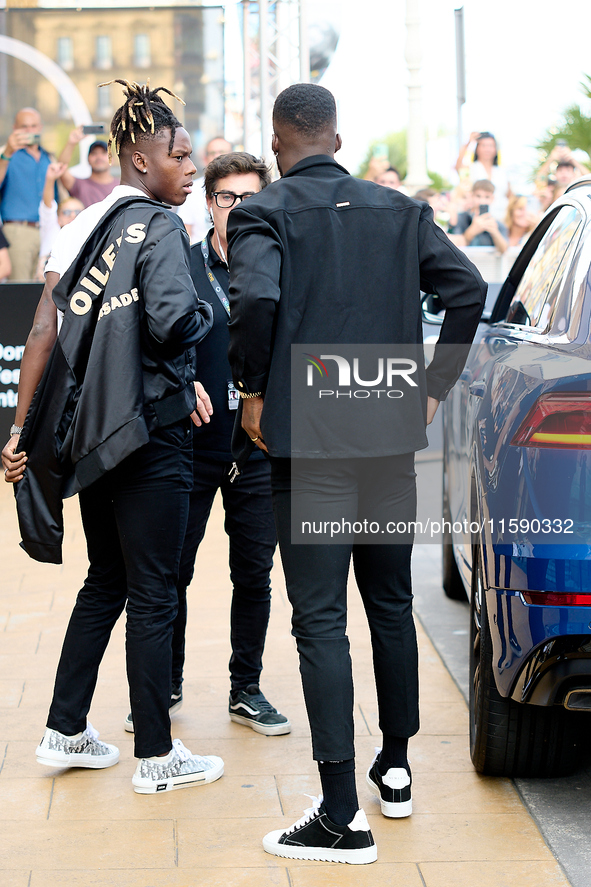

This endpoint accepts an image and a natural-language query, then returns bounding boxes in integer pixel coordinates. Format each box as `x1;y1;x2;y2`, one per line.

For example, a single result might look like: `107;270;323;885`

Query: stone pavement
0;482;571;886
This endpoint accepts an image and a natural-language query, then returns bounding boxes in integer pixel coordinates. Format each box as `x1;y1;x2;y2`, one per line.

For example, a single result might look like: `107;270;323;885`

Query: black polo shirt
190;230;261;461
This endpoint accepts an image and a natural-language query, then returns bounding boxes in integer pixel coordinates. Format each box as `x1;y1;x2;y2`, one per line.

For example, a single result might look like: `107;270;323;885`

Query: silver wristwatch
10;425;23;435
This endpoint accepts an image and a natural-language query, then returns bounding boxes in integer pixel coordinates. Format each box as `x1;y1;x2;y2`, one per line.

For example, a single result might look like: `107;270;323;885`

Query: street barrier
0;283;42;445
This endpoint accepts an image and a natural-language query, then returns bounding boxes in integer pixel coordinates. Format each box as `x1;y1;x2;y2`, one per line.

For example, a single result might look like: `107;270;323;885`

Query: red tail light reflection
523;592;591;606
511;393;591;449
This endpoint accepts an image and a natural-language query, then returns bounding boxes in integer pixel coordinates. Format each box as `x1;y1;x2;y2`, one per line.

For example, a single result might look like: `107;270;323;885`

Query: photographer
58;126;119;207
0;107;56;280
449;179;508;253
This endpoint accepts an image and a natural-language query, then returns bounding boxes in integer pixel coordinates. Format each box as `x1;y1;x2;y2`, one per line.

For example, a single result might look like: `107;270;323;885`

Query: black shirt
190;230;261;461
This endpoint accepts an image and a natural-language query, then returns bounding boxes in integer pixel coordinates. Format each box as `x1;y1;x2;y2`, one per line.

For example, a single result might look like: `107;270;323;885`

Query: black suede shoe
229;684;291;735
263;796;377;864
366;749;412;817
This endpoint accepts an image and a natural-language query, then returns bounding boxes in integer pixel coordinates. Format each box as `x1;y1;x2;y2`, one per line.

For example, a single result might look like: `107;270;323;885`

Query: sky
222;0;591;190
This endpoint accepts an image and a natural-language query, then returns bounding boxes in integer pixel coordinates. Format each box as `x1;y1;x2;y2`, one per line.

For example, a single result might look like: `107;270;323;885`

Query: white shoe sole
36;747;120;769
124;699;183;734
263;829;377;864
132;755;224;794
229;713;291;735
366;771;412;818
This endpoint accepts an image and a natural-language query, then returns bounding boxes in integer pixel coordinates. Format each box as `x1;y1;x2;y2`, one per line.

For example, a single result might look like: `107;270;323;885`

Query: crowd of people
0;110;587;285
363;128;589;255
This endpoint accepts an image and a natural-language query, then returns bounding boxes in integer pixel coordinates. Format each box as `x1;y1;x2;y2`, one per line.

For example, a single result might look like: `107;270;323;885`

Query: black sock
317;759;358;826
379;736;410;775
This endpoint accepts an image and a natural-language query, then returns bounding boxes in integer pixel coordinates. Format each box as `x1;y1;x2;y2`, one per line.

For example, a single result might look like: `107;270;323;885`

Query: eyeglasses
212;191;256;208
60;208;83;217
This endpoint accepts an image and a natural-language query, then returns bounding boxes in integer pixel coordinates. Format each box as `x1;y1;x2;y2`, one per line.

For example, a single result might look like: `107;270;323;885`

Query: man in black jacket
2;81;223;795
227;83;487;863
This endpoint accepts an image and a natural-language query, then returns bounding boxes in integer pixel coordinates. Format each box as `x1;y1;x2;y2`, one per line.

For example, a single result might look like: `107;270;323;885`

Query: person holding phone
58;126;119;207
0;107;56;280
449;179;508;252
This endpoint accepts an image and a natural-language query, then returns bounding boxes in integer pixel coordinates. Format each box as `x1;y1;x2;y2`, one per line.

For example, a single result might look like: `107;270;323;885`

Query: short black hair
273;83;336;138
204;152;271;198
100;79;185;160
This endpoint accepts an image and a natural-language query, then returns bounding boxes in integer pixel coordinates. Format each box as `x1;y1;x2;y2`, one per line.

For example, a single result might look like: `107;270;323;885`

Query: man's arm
417;204;487;402
57;126;84;193
2;272;59;482
139;224;213;354
226;206;282;396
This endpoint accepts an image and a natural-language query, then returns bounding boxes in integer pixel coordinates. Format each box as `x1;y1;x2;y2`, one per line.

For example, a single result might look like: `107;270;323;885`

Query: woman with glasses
35;160;84;280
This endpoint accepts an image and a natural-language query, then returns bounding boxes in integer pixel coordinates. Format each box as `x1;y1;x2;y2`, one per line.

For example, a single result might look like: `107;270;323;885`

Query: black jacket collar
281;155;350;179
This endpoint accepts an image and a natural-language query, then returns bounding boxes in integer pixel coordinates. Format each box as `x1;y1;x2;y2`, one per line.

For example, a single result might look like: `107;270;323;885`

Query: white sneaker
36;722;119;769
132;738;224;794
263;795;377;864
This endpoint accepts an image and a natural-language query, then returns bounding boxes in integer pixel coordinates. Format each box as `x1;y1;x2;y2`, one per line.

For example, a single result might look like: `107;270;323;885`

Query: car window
506;206;582;331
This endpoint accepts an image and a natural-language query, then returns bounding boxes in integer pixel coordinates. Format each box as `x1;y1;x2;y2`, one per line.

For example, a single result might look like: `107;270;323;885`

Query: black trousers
46;421;193;759
270;454;420;762
173;454;276;692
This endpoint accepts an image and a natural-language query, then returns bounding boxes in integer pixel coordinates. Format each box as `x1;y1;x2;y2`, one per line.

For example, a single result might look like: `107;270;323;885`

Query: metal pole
299;0;309;83
454;7;465;153
259;0;270;159
404;0;428;193
242;0;251;151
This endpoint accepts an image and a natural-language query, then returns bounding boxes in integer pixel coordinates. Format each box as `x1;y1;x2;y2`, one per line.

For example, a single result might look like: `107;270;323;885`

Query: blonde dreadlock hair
99;79;186;162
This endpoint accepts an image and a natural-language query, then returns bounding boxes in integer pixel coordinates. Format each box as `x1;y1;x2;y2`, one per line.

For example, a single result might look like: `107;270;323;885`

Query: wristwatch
10;425;23;435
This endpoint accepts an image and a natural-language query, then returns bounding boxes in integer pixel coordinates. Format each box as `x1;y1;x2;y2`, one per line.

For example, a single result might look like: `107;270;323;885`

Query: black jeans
46;421;193;759
173;454;276;692
270;454;420;762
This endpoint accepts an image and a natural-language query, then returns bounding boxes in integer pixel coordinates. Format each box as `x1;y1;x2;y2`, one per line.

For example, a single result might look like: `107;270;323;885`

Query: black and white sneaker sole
229;712;291;735
263;830;377;864
132;756;224;794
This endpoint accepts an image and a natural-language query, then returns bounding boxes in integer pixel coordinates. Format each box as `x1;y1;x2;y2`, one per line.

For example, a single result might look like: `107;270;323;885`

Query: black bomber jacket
15;196;213;563
227;155;487;459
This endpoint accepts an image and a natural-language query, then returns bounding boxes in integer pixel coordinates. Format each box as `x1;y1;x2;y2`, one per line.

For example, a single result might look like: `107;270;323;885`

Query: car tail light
511;392;591;449
523;591;591;606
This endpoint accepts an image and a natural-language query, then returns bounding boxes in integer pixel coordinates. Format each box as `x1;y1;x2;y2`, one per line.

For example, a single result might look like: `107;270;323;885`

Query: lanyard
201;237;230;317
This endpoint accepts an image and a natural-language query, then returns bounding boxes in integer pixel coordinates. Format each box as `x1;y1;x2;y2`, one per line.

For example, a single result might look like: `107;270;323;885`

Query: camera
25;133;41;146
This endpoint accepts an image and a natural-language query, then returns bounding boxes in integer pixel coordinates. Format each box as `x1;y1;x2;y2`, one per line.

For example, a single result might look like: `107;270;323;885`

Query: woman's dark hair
204;152;272;198
474;131;498;166
99;79;185;161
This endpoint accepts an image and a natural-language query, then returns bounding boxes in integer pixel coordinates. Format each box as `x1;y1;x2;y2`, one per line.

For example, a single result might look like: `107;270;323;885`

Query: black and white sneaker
36;722;119;769
124;685;183;733
263;795;377;864
229;684;291;736
132;738;223;794
366;749;412;818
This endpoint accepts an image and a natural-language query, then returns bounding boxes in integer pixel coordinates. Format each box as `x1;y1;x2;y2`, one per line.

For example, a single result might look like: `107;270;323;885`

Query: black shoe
124;685;183;734
366;749;412;818
229;684;291;735
263;796;377;864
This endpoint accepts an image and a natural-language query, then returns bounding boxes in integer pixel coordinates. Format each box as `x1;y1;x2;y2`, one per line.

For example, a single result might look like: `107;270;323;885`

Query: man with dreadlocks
1;81;226;794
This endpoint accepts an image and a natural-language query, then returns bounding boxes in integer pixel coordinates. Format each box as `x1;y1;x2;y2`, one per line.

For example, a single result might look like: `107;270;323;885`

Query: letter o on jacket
70;292;93;316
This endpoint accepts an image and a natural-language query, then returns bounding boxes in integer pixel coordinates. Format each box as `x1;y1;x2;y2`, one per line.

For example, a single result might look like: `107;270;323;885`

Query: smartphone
372;143;388;160
478;204;489;215
82;124;105;135
556;139;568;147
25;133;41;146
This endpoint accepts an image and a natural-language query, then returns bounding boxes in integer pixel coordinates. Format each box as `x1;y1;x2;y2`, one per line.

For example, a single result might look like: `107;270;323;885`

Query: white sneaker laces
285;795;323;835
85;722;99;742
172;738;191;762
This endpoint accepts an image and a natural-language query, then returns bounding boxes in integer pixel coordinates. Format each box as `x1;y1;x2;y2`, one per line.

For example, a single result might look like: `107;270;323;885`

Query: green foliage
536;73;591;164
357;131;407;179
427;170;451;192
357;130;450;191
